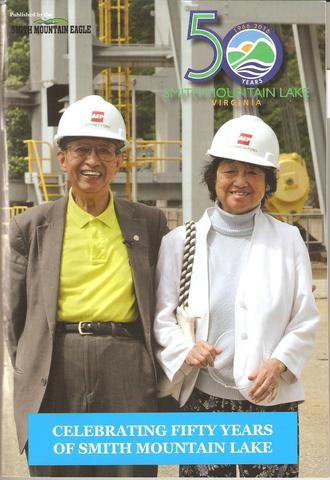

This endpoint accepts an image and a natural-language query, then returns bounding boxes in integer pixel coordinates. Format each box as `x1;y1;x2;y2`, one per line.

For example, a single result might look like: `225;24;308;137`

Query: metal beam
183;1;325;25
293;25;326;218
5;89;39;107
93;44;173;71
166;0;181;87
68;0;93;101
132;73;177;92
181;2;214;221
155;0;181;188
325;3;330;251
93;74;175;93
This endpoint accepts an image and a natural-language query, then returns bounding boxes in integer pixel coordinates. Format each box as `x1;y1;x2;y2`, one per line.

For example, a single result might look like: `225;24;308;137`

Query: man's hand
248;358;286;403
185;341;221;368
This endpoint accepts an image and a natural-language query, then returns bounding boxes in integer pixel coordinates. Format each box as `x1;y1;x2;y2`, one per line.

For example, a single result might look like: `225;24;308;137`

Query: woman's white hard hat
207;114;279;169
54;95;128;150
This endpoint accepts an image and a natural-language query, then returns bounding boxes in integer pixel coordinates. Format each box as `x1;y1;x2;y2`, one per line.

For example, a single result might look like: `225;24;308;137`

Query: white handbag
157;221;196;400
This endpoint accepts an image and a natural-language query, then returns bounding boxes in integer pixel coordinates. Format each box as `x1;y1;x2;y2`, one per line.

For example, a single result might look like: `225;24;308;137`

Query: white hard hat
207;115;279;169
54;95;128;149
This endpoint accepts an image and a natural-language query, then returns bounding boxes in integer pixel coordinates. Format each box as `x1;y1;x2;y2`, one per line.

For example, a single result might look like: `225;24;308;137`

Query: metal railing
23;140;54;202
122;139;182;200
268;211;325;252
8;206;29;219
161;208;183;230
123;140;182;171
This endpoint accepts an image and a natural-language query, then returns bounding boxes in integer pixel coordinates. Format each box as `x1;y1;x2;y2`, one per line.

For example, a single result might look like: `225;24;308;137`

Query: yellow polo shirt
57;190;138;322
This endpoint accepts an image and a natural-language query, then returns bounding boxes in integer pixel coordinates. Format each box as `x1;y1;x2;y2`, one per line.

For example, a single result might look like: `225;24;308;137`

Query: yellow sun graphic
241;43;253;53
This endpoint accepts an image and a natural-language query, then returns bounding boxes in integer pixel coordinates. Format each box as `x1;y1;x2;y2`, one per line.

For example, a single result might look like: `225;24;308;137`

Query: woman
154;115;319;477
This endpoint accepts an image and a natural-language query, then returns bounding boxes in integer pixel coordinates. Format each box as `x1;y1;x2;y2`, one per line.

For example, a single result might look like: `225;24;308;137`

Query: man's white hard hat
207;115;279;169
54;95;128;149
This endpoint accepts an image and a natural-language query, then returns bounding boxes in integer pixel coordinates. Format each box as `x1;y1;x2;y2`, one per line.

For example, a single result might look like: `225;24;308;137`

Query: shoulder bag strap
178;221;196;308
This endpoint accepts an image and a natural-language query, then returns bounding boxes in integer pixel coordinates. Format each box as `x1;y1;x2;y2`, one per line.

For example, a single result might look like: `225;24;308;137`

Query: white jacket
154;208;319;406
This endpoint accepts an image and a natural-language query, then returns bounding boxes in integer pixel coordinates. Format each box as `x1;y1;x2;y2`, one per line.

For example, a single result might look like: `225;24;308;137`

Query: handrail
23;140;54;202
8;206;29;219
125;140;182;173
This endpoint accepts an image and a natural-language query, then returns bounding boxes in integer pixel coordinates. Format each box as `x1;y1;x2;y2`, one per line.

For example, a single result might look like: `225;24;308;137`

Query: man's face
58;138;122;197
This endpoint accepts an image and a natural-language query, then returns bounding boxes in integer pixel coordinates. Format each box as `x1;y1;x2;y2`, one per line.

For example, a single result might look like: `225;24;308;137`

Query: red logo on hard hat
91;111;104;123
237;133;252;146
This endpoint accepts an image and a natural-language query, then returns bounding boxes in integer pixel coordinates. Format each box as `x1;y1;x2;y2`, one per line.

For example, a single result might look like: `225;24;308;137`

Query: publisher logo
222;23;283;86
91;111;104;123
237;133;253;146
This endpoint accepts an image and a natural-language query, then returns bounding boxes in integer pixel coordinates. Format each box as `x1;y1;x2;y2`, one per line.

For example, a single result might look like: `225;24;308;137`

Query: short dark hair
202;157;277;206
57;136;124;153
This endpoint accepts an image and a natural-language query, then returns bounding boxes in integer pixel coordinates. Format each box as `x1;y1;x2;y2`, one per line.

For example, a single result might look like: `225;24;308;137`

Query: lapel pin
133;234;140;241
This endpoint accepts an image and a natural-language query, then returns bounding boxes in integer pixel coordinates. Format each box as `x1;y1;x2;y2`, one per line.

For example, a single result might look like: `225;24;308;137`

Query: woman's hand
185;341;222;368
248;358;287;403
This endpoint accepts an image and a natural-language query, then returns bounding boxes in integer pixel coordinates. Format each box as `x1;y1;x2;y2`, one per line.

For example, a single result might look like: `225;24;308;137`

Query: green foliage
130;0;154;43
130;1;154;139
6;0;30;180
8;156;27;179
7;0;29;43
6;107;31;179
317;25;325;72
6;107;30;156
136;92;155;140
6;36;30;89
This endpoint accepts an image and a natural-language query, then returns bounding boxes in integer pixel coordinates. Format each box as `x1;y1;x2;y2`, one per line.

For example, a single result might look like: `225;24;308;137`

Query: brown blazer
7;196;168;452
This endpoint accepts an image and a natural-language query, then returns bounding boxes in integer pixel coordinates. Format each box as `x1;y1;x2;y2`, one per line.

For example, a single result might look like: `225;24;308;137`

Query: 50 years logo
185;11;283;86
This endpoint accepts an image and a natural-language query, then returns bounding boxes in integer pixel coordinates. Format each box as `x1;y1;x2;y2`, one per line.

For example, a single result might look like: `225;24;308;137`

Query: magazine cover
1;0;328;478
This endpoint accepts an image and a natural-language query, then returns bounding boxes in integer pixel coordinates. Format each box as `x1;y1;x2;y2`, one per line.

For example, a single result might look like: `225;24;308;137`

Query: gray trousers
29;329;158;477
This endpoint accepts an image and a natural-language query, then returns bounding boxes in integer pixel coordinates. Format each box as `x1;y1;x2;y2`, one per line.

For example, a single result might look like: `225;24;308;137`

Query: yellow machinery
265;152;310;216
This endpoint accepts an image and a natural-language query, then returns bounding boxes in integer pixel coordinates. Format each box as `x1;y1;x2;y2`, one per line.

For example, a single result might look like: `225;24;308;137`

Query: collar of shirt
67;189;116;229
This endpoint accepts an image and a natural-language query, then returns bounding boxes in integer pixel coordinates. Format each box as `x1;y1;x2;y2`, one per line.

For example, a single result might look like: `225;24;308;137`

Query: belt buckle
78;321;93;335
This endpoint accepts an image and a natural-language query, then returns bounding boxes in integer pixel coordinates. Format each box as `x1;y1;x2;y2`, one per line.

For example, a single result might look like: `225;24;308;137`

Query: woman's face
215;160;266;214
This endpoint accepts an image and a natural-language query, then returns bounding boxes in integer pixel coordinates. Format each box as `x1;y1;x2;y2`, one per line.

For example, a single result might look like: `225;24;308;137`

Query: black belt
56;321;140;338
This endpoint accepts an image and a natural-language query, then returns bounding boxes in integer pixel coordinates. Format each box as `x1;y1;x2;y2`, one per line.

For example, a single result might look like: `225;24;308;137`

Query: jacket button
41;378;48;386
240;332;248;340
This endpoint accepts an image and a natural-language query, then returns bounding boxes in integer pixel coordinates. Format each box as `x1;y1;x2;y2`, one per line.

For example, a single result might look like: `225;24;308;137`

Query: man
7;95;168;477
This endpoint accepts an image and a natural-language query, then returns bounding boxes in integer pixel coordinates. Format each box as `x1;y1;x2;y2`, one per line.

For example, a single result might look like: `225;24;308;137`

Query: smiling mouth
80;170;102;178
230;191;250;197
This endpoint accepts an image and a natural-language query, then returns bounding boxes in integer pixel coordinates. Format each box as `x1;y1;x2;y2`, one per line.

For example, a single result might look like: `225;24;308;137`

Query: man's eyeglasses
67;144;119;162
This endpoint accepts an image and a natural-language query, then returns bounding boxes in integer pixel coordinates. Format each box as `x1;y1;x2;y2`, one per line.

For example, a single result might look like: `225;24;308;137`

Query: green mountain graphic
227;51;245;64
33;18;68;25
229;40;275;69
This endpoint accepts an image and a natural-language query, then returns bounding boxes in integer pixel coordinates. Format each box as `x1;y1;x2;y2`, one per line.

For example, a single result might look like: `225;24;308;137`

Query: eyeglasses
67;143;119;162
207;330;267;391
